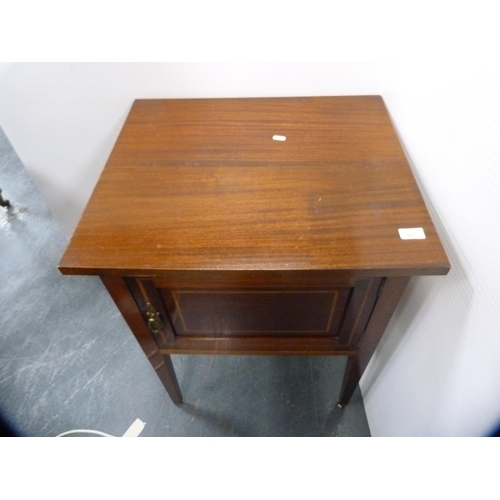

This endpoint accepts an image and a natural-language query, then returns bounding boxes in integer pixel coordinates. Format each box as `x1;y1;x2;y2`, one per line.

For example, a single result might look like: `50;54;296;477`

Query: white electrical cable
56;429;116;437
55;418;146;437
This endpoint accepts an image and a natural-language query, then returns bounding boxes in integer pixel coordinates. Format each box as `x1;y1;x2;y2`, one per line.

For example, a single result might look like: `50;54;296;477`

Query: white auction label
398;227;426;240
272;135;286;141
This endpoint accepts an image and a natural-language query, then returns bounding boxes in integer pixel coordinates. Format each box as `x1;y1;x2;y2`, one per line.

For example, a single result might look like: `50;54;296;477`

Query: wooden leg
337;277;410;407
152;353;183;405
101;276;183;405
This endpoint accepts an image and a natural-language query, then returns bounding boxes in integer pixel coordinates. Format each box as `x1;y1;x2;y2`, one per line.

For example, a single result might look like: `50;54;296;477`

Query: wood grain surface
59;96;449;277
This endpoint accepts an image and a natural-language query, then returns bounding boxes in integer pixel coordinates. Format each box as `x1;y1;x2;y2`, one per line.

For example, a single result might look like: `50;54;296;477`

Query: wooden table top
59;96;450;277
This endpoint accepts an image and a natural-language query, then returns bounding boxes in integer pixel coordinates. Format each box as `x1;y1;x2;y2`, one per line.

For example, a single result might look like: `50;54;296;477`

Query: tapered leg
101;275;183;404
158;354;183;405
337;277;410;407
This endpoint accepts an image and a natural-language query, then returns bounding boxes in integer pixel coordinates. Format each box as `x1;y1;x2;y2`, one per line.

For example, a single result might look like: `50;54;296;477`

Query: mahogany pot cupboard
59;97;450;407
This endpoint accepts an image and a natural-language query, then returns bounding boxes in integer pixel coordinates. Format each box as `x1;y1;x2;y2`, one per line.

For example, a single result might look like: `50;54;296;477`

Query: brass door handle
146;303;163;335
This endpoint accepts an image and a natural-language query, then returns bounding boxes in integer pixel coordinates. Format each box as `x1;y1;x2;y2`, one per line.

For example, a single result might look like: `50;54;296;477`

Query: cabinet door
160;288;350;337
127;277;382;354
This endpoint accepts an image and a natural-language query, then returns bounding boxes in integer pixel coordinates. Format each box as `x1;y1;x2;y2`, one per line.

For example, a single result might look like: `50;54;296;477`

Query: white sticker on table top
398;228;426;240
272;135;286;141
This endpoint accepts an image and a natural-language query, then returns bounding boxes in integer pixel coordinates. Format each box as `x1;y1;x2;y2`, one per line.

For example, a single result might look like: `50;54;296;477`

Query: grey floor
0;127;371;437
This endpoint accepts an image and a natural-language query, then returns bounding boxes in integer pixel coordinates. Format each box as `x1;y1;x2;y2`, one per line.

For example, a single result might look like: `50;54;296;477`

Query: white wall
360;63;500;436
1;62;499;436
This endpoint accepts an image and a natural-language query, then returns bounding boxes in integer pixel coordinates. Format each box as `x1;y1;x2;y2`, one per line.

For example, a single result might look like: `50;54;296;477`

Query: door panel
160;289;351;337
129;277;382;354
